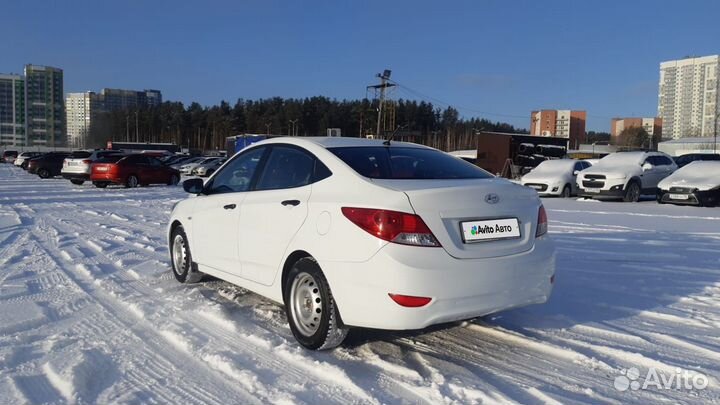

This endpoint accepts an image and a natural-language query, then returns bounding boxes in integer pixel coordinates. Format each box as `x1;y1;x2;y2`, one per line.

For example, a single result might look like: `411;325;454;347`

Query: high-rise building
66;92;98;148
611;117;662;140
0;74;25;147
658;55;720;139
25;64;65;146
530;109;586;148
97;88;162;112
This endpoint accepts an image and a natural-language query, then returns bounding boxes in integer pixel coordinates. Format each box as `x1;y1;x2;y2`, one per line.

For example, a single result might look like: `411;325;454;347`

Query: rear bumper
90;173;122;184
61;172;90;180
321;237;556;330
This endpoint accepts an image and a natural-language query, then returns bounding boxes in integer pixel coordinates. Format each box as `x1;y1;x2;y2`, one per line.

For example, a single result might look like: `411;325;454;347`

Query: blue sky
2;0;719;131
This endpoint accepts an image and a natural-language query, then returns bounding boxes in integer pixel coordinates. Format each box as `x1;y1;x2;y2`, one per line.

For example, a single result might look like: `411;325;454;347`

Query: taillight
82;160;92;164
388;294;432;307
536;205;548;237
341;207;441;247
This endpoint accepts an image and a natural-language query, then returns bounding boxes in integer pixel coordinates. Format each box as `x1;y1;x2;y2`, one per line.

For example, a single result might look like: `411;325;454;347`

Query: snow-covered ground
1;163;719;405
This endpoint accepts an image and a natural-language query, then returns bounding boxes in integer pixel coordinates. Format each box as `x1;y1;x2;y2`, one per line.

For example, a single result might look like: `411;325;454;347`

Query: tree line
87;97;526;151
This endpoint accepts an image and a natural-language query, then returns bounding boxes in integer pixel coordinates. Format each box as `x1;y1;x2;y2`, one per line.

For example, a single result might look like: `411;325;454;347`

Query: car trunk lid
371;178;540;259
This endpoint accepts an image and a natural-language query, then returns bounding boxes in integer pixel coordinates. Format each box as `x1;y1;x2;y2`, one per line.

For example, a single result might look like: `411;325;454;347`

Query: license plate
529;185;543;190
669;193;689;200
461;218;521;243
585;188;600;193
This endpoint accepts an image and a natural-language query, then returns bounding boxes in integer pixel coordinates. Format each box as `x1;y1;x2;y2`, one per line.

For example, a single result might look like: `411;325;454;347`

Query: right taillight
341;207;441;247
536;205;548;237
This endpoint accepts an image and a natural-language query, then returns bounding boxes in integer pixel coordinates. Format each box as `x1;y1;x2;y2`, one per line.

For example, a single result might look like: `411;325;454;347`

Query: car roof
260;136;432;150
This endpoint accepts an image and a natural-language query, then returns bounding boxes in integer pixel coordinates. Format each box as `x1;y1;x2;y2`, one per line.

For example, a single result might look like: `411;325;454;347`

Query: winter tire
561;185;571;198
170;225;203;283
125;175;139;188
168;174;180;186
93;182;108;188
70;179;84;185
623;182;640;203
284;257;348;350
38;169;50;179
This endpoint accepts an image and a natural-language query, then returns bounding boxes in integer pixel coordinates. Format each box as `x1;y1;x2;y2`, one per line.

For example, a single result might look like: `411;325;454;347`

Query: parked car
168;137;555;350
91;154;181;188
14;152;42;169
26;152;71;178
170;156;205;171
521;159;591;197
576;151;678;202
192;158;227;177
657;161;720;207
61;150;125;185
179;157;220;175
161;155;191;166
2;150;18;163
673;153;720;168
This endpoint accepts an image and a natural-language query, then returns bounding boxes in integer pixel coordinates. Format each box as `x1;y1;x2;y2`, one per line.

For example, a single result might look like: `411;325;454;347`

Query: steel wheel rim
172;234;186;275
290;272;323;336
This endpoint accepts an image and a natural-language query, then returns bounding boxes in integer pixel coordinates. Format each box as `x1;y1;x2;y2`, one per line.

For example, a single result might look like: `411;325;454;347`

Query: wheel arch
280;250;314;299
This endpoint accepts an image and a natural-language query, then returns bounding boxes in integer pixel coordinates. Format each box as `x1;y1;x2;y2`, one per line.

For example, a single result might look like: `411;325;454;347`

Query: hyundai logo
484;193;500;204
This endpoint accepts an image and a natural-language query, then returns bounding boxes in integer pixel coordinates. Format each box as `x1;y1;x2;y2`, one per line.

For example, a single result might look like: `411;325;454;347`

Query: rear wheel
168;174;180;185
561;185;571;198
125;175;139;188
93;182;108;188
38;168;50;179
623;181;641;202
284;258;348;350
170;225;203;283
70;179;84;185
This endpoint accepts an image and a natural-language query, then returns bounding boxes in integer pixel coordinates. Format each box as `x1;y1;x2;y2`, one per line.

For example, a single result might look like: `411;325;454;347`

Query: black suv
27;152;71;178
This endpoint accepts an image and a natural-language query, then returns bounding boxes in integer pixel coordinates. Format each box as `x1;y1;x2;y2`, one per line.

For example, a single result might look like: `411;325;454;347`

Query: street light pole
135;111;139;142
289;119;298;136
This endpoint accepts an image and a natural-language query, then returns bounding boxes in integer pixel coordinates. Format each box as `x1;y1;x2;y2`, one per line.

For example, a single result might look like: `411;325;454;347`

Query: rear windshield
70;151;92;159
329;146;493;179
95;155;125;163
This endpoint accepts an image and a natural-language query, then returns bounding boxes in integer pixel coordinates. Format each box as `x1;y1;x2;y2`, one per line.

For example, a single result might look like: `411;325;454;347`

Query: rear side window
70;151;91;159
329;147;492;179
255;146;315;190
95;155;125;163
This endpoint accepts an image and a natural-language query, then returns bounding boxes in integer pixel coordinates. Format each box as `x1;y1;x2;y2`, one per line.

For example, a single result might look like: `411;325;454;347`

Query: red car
91;154;180;188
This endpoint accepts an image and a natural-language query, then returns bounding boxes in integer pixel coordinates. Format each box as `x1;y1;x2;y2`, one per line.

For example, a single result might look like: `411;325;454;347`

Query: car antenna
383;125;406;146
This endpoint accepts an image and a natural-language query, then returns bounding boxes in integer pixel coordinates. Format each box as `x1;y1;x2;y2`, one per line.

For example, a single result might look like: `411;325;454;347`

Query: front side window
255;146;315;190
208;146;266;194
329;146;492;179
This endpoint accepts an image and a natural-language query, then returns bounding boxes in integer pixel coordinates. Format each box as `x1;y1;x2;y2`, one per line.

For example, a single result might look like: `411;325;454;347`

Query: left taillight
341;207;441;247
82;160;92;164
536;205;548;237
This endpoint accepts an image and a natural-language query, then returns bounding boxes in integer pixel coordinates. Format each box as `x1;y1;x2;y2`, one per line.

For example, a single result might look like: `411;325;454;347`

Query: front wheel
561;185;571;198
168;174;180;186
284;258;348;350
624;182;641;202
170;225;203;283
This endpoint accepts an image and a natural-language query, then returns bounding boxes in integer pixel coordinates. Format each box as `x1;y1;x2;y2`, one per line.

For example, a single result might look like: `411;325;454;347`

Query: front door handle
281;199;300;207
223;203;237;210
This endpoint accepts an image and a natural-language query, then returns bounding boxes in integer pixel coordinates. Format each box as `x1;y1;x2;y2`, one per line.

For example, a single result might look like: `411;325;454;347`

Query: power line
388;79;529;120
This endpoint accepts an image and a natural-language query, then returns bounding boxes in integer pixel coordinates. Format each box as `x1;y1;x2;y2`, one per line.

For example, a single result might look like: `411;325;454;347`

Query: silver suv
62;150;124;185
576;151;677;202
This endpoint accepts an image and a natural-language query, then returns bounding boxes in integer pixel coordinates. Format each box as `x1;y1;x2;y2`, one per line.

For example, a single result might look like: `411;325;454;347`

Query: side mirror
573;170;579;176
642;163;653;172
182;178;204;194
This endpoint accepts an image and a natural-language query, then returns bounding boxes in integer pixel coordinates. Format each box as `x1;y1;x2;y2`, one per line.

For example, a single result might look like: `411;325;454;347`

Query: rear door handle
281;199;300;206
223;204;237;210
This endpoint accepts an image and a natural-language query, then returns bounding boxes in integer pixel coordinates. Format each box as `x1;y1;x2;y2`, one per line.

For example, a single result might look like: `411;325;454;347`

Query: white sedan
168;137;556;350
521;159;591;197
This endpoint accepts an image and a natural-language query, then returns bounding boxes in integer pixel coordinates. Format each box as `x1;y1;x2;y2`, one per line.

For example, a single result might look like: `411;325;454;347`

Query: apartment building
25;65;65;146
0;74;25;147
610;117;662;140
658;55;720;139
530;109;586;148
